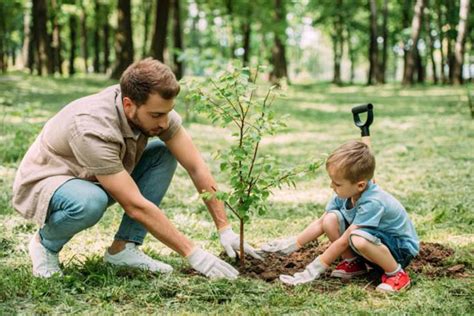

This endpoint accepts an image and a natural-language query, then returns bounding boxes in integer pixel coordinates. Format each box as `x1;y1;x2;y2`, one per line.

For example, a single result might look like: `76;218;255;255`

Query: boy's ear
357;180;368;192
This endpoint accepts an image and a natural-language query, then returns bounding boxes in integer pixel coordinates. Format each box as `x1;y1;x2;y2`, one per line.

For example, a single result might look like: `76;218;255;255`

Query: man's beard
128;113;162;137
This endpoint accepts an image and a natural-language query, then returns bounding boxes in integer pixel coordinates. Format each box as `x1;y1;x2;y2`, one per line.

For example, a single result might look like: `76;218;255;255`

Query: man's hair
326;140;375;183
120;58;180;105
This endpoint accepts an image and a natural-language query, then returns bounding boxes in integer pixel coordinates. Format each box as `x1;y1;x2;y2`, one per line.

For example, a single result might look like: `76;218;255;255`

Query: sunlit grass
0;73;472;314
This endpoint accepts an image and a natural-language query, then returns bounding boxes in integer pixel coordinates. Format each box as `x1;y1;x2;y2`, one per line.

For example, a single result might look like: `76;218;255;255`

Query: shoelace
130;246;155;264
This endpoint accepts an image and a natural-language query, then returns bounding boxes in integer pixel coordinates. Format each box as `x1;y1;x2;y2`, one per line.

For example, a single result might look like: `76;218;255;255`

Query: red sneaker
376;270;411;292
330;258;368;279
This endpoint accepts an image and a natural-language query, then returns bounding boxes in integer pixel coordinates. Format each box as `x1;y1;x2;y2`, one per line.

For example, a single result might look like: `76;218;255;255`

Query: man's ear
122;97;136;117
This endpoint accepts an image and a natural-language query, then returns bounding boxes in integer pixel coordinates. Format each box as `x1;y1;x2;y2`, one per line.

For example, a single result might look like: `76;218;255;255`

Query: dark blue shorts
349;228;415;268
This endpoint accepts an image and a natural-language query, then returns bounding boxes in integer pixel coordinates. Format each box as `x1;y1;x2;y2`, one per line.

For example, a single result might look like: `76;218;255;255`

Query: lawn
0;72;472;314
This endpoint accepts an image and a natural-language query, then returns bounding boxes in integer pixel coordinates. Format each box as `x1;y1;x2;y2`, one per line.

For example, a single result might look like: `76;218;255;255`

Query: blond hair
326;140;375;183
120;58;180;105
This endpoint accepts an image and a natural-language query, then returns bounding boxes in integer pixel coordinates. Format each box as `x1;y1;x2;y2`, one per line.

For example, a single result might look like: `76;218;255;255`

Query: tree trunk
347;27;355;84
436;0;446;83
239;218;245;267
172;0;184;79
80;0;89;73
103;6;111;72
69;14;77;76
402;0;413;81
425;7;438;83
0;3;6;73
22;5;31;70
242;7;252;66
93;0;101;73
150;0;170;62
402;0;426;85
452;0;470;84
50;0;62;75
269;0;289;84
225;0;236;59
32;0;53;75
142;0;153;58
368;0;379;85
380;0;389;83
332;0;343;85
415;48;425;83
446;0;456;83
111;0;134;79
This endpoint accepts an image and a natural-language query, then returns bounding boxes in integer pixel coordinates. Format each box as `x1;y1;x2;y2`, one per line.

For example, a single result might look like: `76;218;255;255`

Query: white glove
187;247;239;279
260;236;300;255
279;256;328;285
219;226;263;260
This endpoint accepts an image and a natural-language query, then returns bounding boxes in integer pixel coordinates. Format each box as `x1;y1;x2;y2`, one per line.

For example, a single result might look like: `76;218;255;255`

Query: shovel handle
352;103;374;137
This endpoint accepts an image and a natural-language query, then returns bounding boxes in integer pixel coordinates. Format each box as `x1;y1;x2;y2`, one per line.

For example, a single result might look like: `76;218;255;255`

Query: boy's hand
279;256;328;285
260;236;300;255
219;226;263;260
187;247;239;279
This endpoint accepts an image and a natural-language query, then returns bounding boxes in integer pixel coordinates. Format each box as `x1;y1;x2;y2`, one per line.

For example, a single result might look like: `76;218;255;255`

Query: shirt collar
114;87;140;140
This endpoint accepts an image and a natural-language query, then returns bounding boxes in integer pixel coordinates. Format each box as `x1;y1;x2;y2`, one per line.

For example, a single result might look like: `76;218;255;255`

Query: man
12;58;261;278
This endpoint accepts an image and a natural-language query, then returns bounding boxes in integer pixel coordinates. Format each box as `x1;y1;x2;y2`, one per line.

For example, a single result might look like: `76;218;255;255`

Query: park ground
0;73;473;314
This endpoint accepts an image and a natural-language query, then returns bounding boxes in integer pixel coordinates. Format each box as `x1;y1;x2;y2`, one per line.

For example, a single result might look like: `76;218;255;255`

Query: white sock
386;264;402;276
344;257;357;262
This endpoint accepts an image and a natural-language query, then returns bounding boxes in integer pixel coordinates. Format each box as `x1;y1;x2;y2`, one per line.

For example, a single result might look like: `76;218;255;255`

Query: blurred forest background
0;0;472;85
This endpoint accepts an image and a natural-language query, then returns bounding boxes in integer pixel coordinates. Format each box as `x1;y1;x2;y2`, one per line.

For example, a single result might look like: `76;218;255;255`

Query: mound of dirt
236;241;467;282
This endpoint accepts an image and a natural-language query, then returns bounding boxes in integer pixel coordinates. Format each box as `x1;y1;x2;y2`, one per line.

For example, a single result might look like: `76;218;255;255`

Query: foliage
185;65;323;264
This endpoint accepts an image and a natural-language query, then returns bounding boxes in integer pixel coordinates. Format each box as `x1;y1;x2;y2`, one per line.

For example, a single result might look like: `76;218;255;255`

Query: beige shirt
12;85;182;225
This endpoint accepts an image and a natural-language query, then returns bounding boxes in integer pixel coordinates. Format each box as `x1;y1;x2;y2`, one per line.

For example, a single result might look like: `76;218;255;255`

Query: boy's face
327;166;367;200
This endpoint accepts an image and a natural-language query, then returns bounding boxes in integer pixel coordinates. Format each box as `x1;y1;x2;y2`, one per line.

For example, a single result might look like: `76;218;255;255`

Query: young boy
261;140;419;292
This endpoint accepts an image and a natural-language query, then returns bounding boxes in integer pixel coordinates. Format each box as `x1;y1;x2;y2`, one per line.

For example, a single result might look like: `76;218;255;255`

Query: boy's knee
322;212;339;231
349;234;370;253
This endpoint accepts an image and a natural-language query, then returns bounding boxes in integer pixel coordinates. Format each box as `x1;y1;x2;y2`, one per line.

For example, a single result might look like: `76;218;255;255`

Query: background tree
269;0;289;84
111;0;134;79
452;0;470;84
150;0;170;62
403;0;426;85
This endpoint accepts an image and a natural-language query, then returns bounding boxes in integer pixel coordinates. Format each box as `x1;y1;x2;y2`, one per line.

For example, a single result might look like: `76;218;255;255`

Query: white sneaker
104;242;173;273
28;233;62;278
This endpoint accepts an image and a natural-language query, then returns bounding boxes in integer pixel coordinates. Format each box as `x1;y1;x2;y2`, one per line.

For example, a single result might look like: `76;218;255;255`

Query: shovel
352;103;374;147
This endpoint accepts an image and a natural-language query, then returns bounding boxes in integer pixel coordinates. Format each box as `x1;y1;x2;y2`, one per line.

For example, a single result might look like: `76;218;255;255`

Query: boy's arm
279;224;360;285
296;215;326;246
261;214;326;255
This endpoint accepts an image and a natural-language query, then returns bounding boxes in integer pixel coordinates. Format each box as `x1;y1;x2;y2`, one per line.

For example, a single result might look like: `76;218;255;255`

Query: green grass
0;72;473;314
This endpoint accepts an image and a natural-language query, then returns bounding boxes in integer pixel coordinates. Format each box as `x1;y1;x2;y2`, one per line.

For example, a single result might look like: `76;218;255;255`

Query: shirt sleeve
69;115;124;175
158;110;182;142
325;194;342;211
352;200;385;227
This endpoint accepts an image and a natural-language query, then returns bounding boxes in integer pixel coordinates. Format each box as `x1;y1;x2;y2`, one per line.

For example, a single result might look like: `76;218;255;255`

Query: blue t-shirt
325;181;419;256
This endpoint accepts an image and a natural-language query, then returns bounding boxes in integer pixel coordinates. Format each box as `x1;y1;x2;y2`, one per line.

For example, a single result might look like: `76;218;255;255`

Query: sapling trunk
240;218;245;267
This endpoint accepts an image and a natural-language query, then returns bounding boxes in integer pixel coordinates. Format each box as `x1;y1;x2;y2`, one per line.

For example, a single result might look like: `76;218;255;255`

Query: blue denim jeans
39;140;177;253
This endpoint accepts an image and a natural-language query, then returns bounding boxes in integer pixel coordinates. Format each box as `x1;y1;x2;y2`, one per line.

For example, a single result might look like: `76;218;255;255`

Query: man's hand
260;236;300;255
219;226;263;260
279;256;328;285
187;247;239;279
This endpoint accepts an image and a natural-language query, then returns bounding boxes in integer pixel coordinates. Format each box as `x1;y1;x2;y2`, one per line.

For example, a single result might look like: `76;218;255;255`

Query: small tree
186;66;322;267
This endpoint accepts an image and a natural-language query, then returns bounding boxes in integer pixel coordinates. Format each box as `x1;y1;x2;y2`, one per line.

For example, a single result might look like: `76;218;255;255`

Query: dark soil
182;241;469;291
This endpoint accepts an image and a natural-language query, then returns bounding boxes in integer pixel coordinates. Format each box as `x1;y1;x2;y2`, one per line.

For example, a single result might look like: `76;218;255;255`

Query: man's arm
96;171;195;256
165;127;229;230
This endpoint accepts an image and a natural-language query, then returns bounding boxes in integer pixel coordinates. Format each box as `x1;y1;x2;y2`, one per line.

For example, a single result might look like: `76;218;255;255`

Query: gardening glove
187;247;239;279
219;226;263;260
279;256;328;285
260;236;300;255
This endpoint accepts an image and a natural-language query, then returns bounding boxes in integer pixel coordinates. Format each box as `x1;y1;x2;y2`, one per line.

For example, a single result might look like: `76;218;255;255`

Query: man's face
123;93;175;137
327;166;366;200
